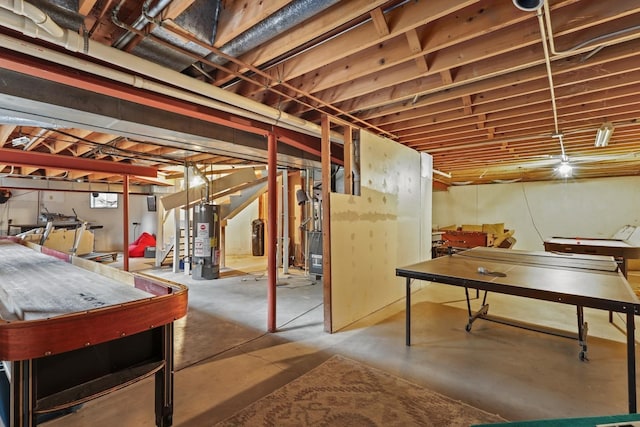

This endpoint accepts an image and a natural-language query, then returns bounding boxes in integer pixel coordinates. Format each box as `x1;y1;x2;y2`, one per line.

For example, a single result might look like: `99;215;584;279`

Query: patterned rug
215;355;506;426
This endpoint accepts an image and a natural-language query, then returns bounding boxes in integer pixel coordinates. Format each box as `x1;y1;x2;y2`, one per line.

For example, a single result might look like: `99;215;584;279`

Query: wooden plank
321;115;332;333
256;0;476;85
462;95;473;115
343;126;352;195
405;28;422;53
216;0;393;86
370;7;389;37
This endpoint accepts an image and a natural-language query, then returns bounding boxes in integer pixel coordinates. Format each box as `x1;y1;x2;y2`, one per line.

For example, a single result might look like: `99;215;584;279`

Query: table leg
406;278;411;347
577;306;588;361
627;311;637;413
10;360;35;427
155;324;175;427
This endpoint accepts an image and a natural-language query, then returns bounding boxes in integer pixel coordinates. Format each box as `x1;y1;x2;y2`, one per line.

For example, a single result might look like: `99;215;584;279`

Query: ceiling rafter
2;0;640;186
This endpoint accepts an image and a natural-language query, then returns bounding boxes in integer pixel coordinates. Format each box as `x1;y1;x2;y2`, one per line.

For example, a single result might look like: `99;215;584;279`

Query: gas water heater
192;203;220;280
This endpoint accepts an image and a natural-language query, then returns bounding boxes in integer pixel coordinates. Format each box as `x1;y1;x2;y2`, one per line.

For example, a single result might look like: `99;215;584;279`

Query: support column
123;174;130;272
267;132;277;332
282;169;289;274
321;115;332;333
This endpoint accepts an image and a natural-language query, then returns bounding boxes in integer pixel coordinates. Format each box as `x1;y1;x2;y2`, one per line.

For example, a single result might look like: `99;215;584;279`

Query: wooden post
343;126;353;195
321;115;332;332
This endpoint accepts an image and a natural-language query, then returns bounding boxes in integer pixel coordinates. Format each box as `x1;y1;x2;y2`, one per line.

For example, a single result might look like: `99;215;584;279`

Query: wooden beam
163;0;196;20
0;124;16;143
78;0;98;15
343;126;353;195
246;0;476;87
215;0;393;85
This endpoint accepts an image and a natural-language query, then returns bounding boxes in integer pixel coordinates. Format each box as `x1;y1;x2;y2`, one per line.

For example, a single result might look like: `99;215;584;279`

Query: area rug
215;355;506;426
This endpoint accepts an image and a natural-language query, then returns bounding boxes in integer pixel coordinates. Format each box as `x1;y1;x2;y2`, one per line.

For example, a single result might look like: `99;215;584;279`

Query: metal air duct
202;0;339;68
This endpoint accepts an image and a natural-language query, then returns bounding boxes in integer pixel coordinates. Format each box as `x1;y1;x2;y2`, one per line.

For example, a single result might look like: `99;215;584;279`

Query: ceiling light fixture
595;122;614;147
557;160;572;178
551;133;573;179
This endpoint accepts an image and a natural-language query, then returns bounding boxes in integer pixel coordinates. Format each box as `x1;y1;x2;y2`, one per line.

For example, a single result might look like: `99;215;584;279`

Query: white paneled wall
330;131;431;331
433;177;640;251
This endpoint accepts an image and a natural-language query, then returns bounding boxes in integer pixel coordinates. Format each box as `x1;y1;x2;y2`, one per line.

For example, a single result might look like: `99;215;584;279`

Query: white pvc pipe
0;0;63;37
0;3;342;142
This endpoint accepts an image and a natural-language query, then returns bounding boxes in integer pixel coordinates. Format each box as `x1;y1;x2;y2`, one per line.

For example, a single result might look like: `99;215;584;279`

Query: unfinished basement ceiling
0;0;640;187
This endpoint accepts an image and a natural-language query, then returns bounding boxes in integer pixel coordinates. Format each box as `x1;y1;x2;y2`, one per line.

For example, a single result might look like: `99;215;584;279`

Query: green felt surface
473;414;640;427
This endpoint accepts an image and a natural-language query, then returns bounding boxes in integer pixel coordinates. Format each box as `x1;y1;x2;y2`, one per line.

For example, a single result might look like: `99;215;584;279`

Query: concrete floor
42;256;640;426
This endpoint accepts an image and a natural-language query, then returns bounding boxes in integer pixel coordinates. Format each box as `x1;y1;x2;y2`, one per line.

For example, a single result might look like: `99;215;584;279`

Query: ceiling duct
200;0;339;72
0;115;62;128
29;0;83;31
113;0;221;71
113;0;173;49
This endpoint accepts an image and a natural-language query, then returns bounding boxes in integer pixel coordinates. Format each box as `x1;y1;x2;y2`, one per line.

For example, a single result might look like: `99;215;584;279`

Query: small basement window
90;192;118;208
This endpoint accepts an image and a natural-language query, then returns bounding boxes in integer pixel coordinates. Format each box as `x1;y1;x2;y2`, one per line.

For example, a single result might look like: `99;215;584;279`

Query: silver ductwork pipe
112;0;173;49
0;2;344;144
203;0;339;67
0;115;62;128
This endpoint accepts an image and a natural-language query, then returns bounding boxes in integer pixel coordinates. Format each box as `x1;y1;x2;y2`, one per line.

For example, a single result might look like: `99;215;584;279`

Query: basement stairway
157;167;269;266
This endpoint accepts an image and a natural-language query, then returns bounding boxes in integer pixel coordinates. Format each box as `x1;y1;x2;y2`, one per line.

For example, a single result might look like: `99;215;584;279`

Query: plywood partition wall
329;131;430;332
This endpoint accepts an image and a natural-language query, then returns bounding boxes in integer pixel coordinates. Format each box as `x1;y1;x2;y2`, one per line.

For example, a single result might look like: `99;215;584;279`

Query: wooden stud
477;113;487;129
370;7;390;37
405;28;422;53
343;126;353;195
415;55;429;73
440;69;453;85
462;95;473;115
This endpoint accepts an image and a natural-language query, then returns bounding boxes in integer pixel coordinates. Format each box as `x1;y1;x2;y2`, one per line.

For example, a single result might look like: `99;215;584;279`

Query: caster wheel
465;323;472;332
579;351;588;361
